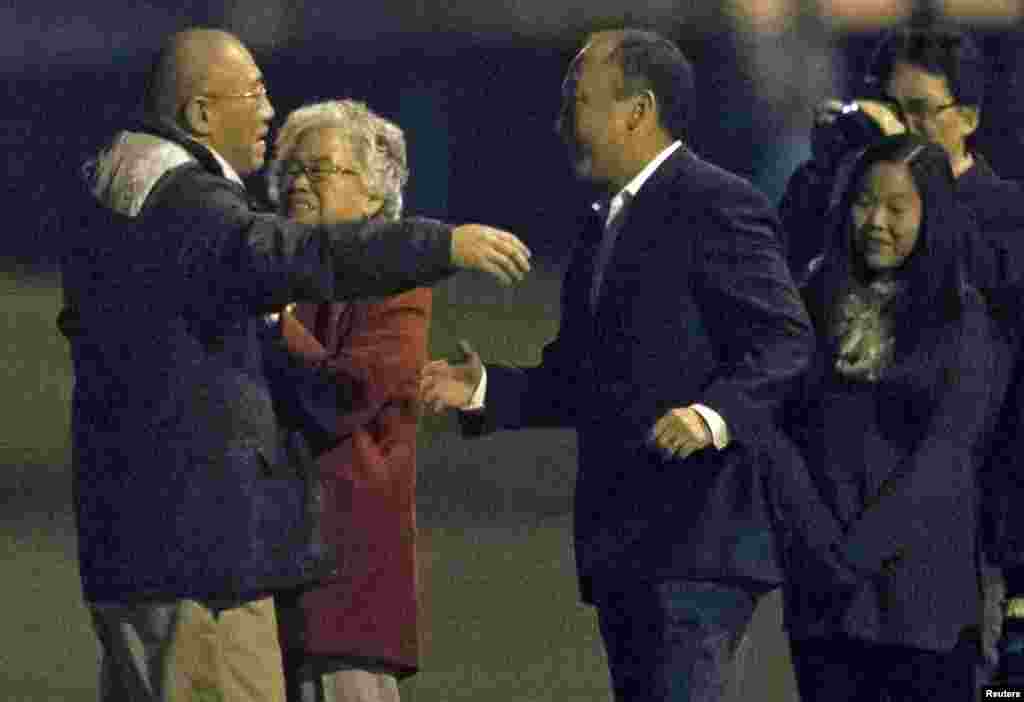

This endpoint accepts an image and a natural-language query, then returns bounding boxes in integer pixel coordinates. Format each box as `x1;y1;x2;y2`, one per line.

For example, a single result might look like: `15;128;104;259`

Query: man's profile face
199;42;275;177
556;39;633;189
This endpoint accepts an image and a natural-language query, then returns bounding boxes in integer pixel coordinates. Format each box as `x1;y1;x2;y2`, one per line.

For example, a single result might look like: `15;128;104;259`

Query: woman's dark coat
774;273;1011;653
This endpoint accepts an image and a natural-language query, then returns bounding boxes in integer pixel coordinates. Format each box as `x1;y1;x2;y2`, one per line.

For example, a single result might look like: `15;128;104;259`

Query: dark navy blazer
777;279;1011;652
462;146;814;603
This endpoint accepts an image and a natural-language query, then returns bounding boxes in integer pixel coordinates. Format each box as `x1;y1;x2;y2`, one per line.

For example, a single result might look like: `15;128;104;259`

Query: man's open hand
421;340;484;413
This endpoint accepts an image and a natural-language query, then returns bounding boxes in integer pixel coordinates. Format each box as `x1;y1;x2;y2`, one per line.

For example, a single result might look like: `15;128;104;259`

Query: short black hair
606;29;695;141
866;24;986;109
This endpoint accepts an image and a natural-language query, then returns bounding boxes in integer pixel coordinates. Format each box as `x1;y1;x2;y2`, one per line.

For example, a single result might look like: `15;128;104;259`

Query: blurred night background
4;1;1024;700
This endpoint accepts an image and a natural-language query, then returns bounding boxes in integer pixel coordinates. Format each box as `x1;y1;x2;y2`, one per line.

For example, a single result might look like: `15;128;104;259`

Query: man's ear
627;89;656;132
182;97;212;137
958;104;980;137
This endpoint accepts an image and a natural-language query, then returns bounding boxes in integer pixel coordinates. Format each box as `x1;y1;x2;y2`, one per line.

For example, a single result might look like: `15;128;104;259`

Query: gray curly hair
267;99;409;221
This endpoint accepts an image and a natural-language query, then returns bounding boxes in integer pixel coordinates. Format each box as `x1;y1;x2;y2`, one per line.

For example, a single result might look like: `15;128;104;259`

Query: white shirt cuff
464;364;488;410
690;404;730;450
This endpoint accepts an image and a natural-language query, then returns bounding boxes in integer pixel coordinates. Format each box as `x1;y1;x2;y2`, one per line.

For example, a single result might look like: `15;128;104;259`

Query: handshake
418;341;714;460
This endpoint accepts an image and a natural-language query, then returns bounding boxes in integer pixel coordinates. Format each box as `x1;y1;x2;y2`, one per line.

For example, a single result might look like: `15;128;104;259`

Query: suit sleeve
839;300;1007;574
459;243;589;437
691;184;815;449
459;337;580;437
144;167;456;313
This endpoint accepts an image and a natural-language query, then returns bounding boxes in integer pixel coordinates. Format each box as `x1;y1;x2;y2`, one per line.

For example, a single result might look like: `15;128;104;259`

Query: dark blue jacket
953;158;1024;583
777;276;1011;652
461;146;813;603
61;123;456;603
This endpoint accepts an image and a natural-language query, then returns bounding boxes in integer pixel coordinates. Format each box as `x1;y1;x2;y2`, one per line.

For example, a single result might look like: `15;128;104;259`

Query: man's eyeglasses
882;94;957;123
283;161;360;183
200;82;269;101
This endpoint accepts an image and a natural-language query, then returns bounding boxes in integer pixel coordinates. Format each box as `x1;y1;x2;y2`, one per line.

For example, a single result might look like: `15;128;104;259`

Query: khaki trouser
91;598;285;702
289;666;400;702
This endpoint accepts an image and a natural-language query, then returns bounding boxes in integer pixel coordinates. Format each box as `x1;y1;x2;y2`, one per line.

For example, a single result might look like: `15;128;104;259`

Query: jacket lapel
590;147;690;313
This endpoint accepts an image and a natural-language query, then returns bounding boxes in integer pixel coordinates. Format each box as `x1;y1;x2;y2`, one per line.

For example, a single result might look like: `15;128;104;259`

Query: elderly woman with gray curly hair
266;99;433;702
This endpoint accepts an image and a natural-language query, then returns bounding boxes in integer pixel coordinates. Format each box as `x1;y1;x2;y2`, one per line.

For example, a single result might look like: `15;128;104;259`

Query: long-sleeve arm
144;167;455;313
457;238;594;437
691;186;815;450
459;334;581;436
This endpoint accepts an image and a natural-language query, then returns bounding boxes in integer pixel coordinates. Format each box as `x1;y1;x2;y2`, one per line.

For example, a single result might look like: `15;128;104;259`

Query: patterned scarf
833;277;904;382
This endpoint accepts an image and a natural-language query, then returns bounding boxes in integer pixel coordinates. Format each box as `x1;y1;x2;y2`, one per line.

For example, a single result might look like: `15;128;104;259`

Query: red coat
277;288;432;676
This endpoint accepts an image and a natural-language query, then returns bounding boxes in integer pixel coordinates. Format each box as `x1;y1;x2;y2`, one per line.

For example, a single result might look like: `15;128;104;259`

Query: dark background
4;2;1024;700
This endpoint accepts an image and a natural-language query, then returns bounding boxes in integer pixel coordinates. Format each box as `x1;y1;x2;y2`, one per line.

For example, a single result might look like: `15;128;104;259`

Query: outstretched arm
143;168;530;312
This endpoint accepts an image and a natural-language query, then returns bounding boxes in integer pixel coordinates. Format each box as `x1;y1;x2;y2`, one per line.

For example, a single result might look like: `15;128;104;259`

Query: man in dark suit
421;28;813;702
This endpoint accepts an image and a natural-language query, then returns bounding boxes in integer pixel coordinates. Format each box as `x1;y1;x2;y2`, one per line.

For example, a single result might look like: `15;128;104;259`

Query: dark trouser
1000;616;1024;686
90;603;181;701
592;579;767;702
790;635;974;702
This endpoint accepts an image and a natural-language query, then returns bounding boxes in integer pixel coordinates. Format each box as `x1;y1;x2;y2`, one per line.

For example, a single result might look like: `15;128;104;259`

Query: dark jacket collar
956;151;1001;194
131;118;235;185
606;144;692;221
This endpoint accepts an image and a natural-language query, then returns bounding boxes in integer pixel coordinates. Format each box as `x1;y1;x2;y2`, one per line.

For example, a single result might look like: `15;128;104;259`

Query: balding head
596;28;694;142
144;28;246;125
144;28;275;177
557;28;689;190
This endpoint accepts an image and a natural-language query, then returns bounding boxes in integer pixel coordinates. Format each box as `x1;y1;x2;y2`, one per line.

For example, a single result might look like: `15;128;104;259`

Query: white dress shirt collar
592;140;683;226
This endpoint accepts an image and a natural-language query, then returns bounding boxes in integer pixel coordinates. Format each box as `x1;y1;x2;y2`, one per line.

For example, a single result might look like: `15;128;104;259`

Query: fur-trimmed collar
833;277;904;382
